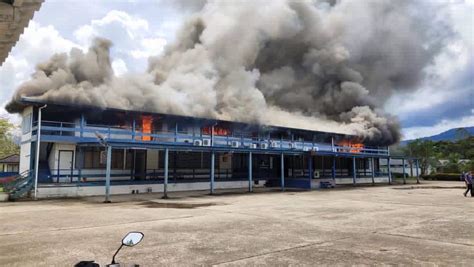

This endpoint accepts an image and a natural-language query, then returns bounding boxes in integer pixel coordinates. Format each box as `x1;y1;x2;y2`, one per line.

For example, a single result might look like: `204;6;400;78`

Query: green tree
0;117;19;158
403;139;438;175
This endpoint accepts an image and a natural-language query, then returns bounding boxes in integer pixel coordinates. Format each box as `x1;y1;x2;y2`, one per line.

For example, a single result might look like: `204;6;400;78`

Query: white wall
146;150;159;170
48;143;76;175
380;159;422;176
19;142;31;174
19;106;33;174
37;180;263;198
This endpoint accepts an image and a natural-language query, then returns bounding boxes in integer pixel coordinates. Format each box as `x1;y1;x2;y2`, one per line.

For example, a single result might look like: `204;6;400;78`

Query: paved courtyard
0;181;473;266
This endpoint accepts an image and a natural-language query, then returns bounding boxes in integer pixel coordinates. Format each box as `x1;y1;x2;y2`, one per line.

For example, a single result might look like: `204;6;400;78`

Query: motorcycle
75;231;144;267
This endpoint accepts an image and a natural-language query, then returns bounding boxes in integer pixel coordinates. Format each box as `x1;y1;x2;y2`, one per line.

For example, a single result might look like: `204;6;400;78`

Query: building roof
437;159;471;166
0;154;19;164
0;0;43;66
16;98;359;141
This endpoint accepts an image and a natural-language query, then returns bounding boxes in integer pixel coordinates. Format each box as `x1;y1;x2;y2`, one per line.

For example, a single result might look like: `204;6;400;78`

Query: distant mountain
401;126;474;145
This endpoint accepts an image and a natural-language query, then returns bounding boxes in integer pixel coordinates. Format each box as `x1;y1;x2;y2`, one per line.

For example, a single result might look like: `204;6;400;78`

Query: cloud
0;21;81;104
386;53;473;129
1;9;170;110
73;10;167;72
385;1;473;136
73;10;149;46
402;112;474;140
130;37;167;59
112;58;128;76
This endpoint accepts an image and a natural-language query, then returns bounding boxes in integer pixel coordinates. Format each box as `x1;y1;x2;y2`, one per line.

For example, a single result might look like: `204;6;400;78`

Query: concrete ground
0;180;473;266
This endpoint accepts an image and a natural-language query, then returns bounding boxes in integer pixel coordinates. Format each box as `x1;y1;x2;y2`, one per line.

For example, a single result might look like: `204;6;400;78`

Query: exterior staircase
38;161;52;183
3;170;34;201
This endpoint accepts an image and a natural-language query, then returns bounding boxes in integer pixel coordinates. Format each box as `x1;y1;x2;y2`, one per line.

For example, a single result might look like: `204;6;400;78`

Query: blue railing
45;168;387;184
47;168;280;183
33;120;389;155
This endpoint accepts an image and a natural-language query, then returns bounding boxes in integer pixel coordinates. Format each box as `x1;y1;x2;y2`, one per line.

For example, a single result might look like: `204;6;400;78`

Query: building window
22;114;31;134
81;148;125;169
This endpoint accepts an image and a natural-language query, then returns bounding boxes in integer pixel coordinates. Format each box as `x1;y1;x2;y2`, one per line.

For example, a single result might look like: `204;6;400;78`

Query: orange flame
202;126;231;136
337;140;364;153
142;116;153;141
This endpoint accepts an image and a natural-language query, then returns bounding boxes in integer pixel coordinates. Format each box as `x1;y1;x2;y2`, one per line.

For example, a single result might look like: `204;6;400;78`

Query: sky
0;0;473;141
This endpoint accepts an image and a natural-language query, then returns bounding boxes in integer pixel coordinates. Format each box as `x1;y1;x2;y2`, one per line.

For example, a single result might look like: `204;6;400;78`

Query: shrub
421;173;463;181
392;172;407;178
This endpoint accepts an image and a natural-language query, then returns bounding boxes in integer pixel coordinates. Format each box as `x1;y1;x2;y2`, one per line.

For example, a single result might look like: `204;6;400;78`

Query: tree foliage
403;136;474;174
0;117;19;158
403;139;438;175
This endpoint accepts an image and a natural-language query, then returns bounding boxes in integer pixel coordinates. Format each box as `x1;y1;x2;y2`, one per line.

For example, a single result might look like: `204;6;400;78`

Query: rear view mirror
122;232;144;247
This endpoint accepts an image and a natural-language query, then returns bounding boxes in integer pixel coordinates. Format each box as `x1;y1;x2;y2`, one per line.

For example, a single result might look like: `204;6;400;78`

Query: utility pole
95;132;111;203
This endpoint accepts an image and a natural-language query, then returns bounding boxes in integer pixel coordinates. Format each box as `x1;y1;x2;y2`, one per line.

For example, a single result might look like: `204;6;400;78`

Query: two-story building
13;98;418;199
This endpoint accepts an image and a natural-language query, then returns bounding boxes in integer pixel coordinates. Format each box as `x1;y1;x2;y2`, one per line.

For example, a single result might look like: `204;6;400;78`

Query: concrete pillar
34;105;46;200
371;157;375;185
281;153;285;191
388;157;392;185
415;159;420;184
210;151;215;194
80;114;85;138
77;147;83;182
402;158;406;184
248;152;253;192
332;156;336;180
308;155;313;181
163;148;169;199
132;119;136;141
104;146;112;203
352;157;357;185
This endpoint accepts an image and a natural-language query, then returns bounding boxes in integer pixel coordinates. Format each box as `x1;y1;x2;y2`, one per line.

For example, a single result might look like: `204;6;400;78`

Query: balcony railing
33;120;389;155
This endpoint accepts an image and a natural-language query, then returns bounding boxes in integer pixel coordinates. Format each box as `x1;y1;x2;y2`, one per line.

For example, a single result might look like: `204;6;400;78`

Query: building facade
16;99;417;199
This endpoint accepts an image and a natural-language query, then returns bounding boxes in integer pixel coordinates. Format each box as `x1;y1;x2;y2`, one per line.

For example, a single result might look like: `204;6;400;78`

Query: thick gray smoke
7;0;451;145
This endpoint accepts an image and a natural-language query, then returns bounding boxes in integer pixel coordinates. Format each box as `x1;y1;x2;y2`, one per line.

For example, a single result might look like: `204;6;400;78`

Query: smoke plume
7;0;451;145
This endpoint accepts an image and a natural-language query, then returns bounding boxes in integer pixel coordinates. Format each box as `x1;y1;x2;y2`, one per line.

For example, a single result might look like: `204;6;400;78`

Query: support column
308;155;313;183
210;151;215;194
371;157;375;185
280;153;285;191
132;119;136;141
415;159;420;184
80;113;85;138
104;146;112;203
77;147;83;182
248;152;253;192
402;158;406;184
163;148;169;199
352;157;357;185
34;105;47;200
388;157;392;185
332;156;336;180
175;123;178;142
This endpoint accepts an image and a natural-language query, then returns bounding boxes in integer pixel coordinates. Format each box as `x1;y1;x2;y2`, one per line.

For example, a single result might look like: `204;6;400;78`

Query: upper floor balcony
30;118;390;157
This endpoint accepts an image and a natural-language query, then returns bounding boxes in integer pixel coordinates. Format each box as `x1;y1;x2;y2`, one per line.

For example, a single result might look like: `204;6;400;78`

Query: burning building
7;98;421;199
5;0;439;199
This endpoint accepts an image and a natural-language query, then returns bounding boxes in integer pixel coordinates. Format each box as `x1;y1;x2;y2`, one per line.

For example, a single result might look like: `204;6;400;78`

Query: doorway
58;150;74;182
134;150;147;180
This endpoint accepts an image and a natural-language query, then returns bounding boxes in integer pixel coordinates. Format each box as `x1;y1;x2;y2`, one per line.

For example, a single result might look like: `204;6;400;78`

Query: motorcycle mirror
122;232;144;247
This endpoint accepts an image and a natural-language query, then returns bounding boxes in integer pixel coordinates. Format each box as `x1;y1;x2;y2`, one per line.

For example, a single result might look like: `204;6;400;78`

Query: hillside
401;126;474;145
